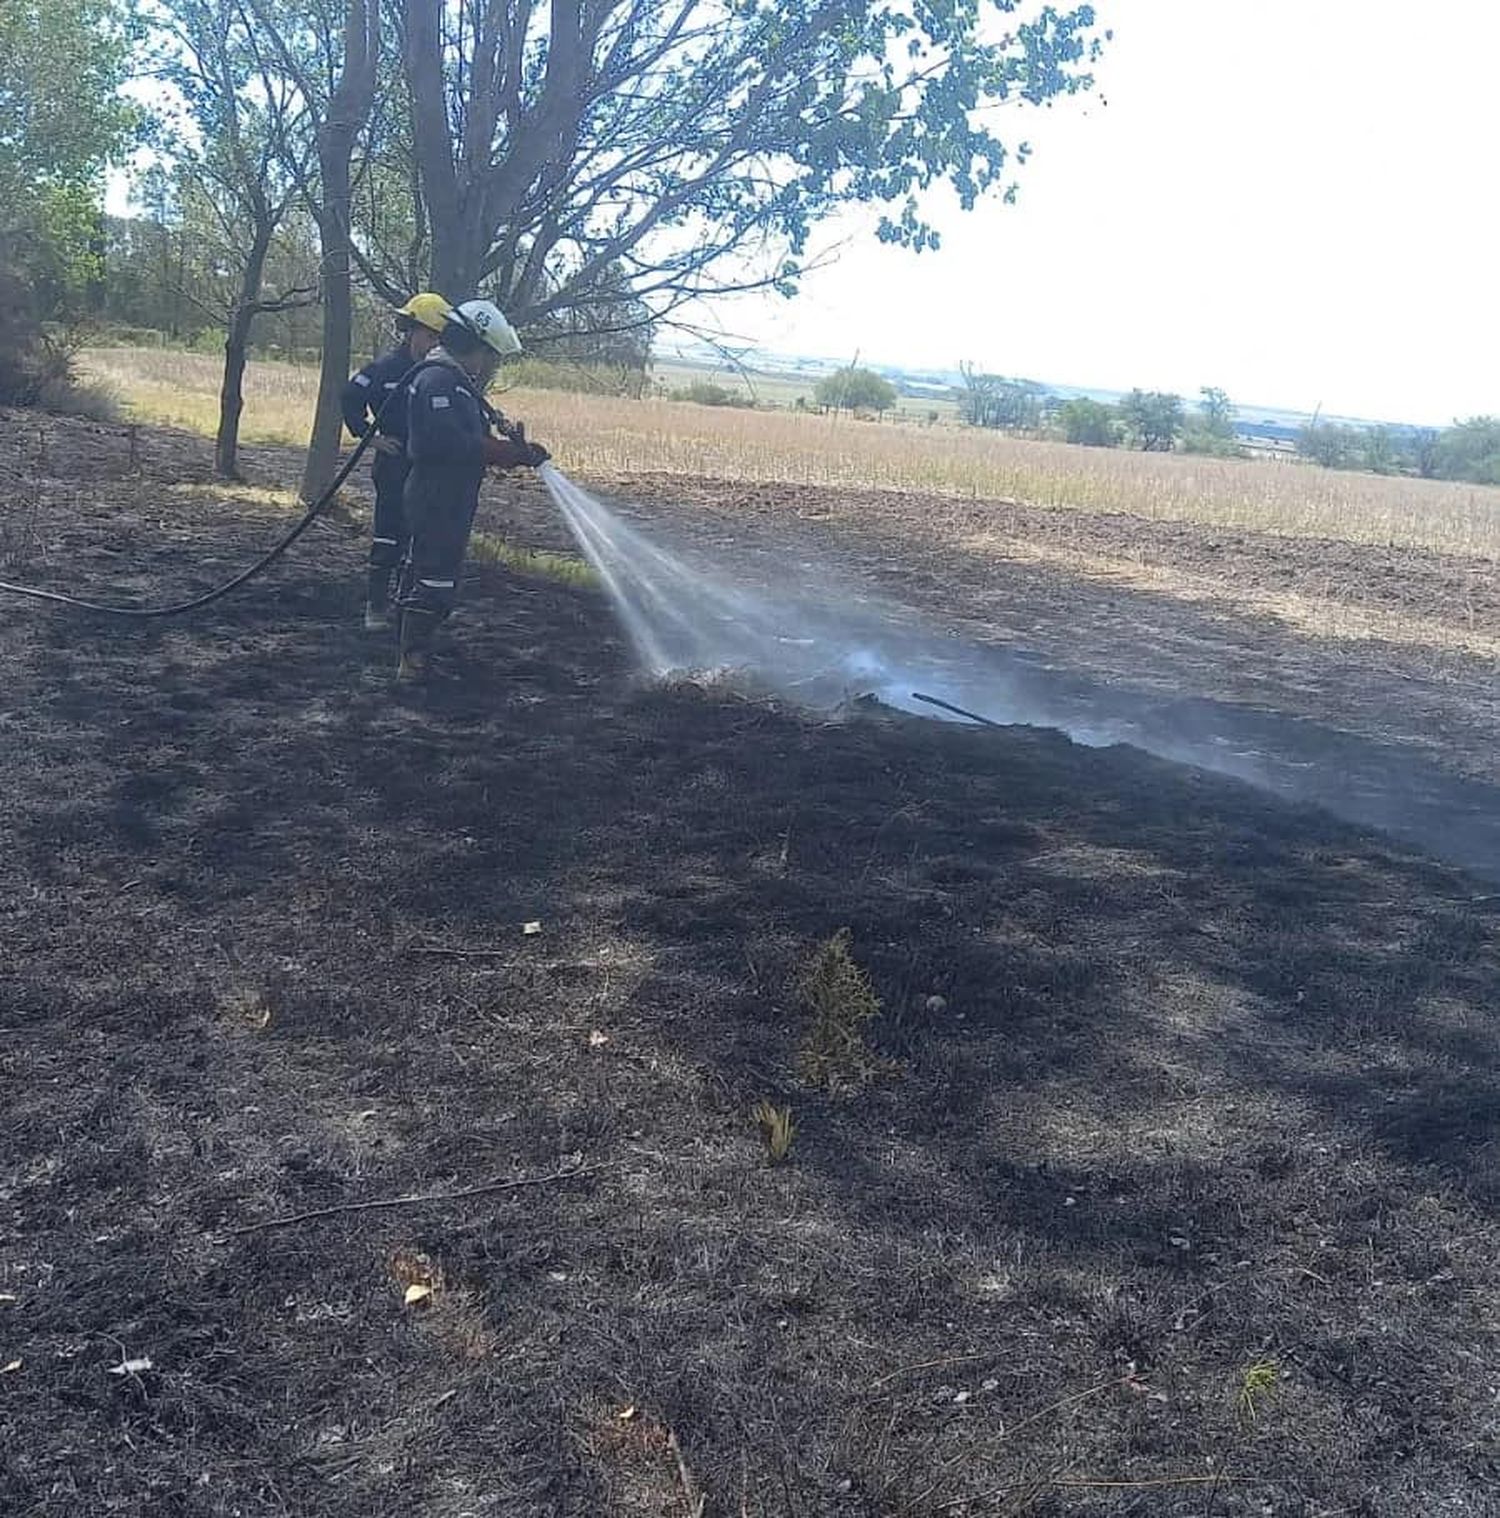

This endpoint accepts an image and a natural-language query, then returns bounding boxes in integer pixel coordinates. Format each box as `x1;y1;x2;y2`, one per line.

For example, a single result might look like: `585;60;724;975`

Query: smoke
539;466;1500;880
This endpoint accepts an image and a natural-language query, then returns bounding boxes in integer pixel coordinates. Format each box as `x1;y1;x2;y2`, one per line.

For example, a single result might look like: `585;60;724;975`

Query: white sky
717;0;1500;426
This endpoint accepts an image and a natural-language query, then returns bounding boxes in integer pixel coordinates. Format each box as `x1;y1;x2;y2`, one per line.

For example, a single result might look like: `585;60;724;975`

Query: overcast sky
716;0;1500;426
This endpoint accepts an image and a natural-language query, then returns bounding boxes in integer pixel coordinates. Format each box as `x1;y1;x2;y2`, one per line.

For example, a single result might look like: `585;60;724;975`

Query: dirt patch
4;413;1500;1516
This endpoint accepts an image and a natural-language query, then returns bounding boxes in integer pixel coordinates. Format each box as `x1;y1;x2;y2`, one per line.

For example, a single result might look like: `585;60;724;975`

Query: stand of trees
1300;416;1500;483
7;0;1108;486
958;366;1048;431
0;0;141;404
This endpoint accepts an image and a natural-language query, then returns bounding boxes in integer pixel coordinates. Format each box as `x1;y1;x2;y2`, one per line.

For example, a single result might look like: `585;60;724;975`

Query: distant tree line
1295;416;1500;483
962;379;1241;456
958;372;1500;483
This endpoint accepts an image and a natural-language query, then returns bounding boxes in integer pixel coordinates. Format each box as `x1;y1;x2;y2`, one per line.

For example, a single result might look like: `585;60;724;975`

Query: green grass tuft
1238;1358;1279;1422
470;532;598;588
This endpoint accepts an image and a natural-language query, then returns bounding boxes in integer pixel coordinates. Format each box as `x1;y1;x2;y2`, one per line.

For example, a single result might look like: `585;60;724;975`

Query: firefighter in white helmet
396;298;550;680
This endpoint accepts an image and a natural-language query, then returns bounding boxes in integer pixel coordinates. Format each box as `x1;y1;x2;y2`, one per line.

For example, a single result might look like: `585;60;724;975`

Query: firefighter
397;298;550;680
342;292;452;630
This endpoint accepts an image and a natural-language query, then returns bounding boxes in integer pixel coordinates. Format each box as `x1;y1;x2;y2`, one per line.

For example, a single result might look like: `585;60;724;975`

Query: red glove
481;434;531;468
482;431;551;469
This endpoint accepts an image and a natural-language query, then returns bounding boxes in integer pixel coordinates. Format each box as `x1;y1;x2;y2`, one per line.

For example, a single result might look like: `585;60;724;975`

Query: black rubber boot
396;607;438;681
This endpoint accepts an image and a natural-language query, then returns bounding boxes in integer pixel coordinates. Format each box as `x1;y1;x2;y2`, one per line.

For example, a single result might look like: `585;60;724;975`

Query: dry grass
82;345;1500;557
166;481;301;511
82;347;318;446
797;929;888;1095
752;1100;797;1163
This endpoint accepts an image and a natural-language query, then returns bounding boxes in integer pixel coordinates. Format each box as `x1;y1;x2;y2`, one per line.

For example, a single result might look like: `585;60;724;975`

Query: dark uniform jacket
405;356;501;494
341;344;418;444
402;354;500;578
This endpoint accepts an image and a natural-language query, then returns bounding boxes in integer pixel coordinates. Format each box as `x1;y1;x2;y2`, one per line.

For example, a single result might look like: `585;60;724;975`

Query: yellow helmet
394;292;453;334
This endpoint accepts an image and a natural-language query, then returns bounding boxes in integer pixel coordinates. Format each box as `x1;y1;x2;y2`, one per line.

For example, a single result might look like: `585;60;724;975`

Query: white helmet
451;298;522;357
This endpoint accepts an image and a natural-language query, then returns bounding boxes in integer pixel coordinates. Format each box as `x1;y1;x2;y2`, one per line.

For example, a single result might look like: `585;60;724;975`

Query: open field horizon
81;346;1500;560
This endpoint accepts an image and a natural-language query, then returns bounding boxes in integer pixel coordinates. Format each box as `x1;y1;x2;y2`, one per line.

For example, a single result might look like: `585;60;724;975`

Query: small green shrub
1238;1358;1279;1422
1181;427;1243;459
798;929;888;1093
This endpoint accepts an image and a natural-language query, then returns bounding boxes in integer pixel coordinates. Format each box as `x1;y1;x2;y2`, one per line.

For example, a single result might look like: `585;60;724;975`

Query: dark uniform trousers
399;355;494;644
341;345;418;596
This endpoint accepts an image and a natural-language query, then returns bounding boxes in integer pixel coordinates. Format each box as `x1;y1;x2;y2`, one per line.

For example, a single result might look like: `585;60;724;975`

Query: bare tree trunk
215;222;273;480
403;0;485;297
215;309;254;480
403;0;591;302
298;0;378;505
300;190;354;502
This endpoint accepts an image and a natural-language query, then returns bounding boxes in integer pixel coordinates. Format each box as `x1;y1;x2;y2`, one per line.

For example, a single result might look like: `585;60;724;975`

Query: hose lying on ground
0;387;400;619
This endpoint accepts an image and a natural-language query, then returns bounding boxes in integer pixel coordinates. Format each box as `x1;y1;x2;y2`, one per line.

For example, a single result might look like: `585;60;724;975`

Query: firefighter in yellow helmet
342;293;452;630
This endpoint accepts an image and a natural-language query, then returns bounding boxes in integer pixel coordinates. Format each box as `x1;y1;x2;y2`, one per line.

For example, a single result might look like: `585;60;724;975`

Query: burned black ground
3;412;1500;1516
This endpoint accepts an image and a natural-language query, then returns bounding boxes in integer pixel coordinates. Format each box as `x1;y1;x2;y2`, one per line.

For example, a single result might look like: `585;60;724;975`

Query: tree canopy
0;0;141;297
1059;395;1117;446
1119;389;1183;451
815;366;898;414
1431;416;1500;485
378;0;1106;333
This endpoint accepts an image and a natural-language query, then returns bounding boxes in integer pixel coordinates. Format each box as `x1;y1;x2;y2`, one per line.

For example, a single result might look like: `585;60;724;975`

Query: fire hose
0;423;379;619
0;361;517;620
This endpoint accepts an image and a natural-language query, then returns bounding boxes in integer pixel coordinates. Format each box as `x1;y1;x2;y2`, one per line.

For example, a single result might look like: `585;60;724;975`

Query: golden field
80;345;1500;558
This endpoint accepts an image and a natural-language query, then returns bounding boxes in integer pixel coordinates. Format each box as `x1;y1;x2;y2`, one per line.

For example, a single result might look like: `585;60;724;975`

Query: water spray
538;462;1023;725
540;463;954;711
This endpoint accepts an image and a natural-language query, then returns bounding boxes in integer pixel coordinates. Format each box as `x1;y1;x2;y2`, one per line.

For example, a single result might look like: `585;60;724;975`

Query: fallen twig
872;1351;995;1390
402;938;610;971
220;1161;614;1238
402;938;517;960
1051;1473;1240;1491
